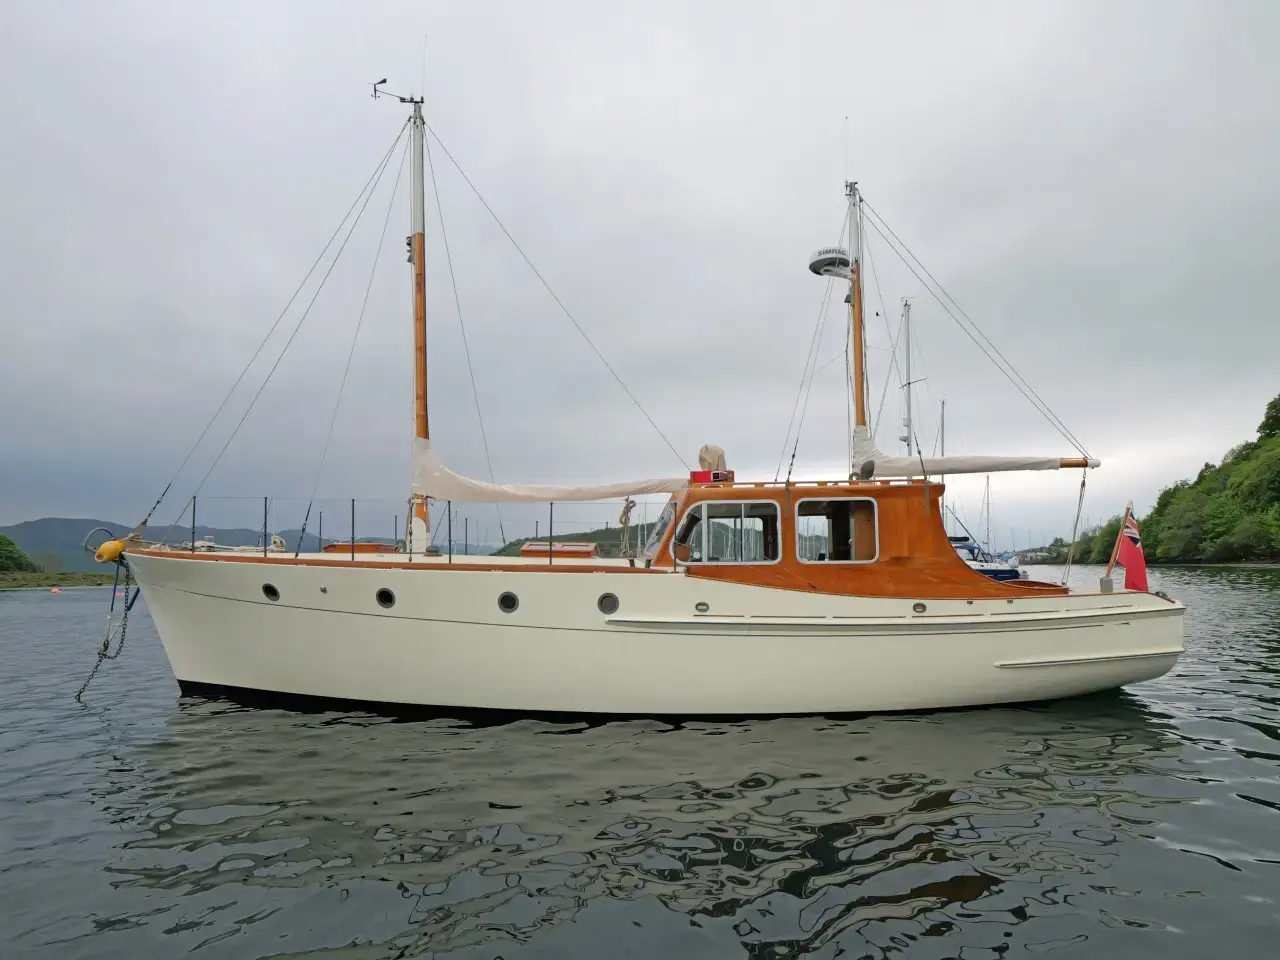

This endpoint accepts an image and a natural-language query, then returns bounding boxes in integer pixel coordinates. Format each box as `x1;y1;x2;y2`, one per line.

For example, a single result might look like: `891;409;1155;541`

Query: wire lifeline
861;201;1091;457
160;121;411;546
422;122;689;471
133;119;412;536
295;135;413;557
424;135;505;544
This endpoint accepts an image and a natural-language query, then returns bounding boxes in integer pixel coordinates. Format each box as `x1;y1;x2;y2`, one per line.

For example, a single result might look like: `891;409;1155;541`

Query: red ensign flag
1116;514;1149;592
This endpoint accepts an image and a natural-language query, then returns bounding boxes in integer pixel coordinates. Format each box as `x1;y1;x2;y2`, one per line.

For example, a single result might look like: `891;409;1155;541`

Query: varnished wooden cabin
647;478;1068;599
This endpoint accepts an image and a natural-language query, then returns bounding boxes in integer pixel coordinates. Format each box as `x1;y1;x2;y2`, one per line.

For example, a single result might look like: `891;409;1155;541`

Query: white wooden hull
127;552;1184;715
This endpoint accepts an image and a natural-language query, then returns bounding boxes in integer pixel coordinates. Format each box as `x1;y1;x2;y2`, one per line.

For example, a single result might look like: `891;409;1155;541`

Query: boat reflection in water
92;692;1190;956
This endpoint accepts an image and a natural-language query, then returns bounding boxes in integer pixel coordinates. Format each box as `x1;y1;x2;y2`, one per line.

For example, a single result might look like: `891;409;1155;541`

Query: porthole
498;591;519;613
912;602;927;613
262;583;280;602
695;601;710;614
376;587;396;609
597;592;619;615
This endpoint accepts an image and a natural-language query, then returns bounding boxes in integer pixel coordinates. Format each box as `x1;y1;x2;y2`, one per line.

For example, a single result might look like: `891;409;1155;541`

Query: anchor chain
75;561;140;703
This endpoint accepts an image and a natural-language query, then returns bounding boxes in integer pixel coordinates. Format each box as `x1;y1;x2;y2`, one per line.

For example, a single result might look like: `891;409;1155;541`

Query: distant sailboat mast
984;474;992;553
899;298;913;455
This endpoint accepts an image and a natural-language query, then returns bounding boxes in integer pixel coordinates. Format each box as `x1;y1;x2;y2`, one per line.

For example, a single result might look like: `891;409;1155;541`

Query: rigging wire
294;135;412;556
812;349;847;375
860;200;1090;457
774;277;834;481
1061;469;1089;584
133;120;411;534
907;308;938;458
422;122;688;470
864;234;903;443
428;499;448;549
785;286;841;484
165;122;410;539
774;217;847;481
425;136;506;543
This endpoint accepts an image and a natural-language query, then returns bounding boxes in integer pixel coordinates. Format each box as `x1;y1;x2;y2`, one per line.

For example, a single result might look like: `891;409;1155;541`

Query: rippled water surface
2;565;1278;958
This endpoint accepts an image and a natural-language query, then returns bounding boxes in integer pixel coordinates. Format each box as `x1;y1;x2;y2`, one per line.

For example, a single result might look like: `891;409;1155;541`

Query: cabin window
675;501;780;564
796;498;878;563
640;501;676;559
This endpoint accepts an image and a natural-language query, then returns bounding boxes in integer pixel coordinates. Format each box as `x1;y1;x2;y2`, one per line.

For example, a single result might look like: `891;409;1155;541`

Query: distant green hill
0;517;324;572
0;518;126;572
0;516;506;569
1048;393;1280;564
1138;393;1280;562
495;521;660;557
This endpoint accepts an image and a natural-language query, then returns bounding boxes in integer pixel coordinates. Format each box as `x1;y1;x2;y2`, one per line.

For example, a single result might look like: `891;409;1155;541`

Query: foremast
408;100;430;541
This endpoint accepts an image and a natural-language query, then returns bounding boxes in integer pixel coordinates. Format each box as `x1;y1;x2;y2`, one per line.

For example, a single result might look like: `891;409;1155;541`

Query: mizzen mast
846;181;868;430
808;181;870;477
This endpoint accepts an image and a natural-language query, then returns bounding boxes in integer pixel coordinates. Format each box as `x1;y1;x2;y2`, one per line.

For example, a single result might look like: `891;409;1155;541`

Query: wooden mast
848;181;868;429
845;181;874;550
409;101;429;534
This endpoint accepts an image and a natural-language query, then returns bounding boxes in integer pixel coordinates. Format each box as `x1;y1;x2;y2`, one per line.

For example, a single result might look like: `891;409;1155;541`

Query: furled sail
698;444;727;472
851;427;1096;478
411;438;689;503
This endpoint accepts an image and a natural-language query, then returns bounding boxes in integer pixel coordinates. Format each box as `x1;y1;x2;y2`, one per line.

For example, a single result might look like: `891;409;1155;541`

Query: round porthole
912;602;927;614
376;588;395;609
498;591;519;613
597;592;619;615
262;583;280;602
695;601;710;614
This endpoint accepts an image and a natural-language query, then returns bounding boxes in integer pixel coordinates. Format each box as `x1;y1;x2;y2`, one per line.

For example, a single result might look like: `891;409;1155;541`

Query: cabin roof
678;477;938;501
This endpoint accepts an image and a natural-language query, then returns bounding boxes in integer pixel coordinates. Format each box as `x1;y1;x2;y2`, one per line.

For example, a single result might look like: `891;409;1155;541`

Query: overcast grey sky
2;0;1276;547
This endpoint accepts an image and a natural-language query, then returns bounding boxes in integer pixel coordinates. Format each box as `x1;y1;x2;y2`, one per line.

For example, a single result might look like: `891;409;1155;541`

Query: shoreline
1027;561;1280;570
0;572;121;590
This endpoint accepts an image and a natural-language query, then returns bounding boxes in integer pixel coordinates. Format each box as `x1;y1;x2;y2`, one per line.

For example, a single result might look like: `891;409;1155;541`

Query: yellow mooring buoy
95;539;125;564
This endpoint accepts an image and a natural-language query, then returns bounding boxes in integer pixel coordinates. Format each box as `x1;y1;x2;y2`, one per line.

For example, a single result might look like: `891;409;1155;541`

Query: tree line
0;535;38;573
1044;393;1280;564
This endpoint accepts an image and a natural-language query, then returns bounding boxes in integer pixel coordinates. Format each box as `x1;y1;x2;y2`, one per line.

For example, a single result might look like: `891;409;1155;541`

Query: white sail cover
698;444;727;472
851;426;1091;478
412;438;688;503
